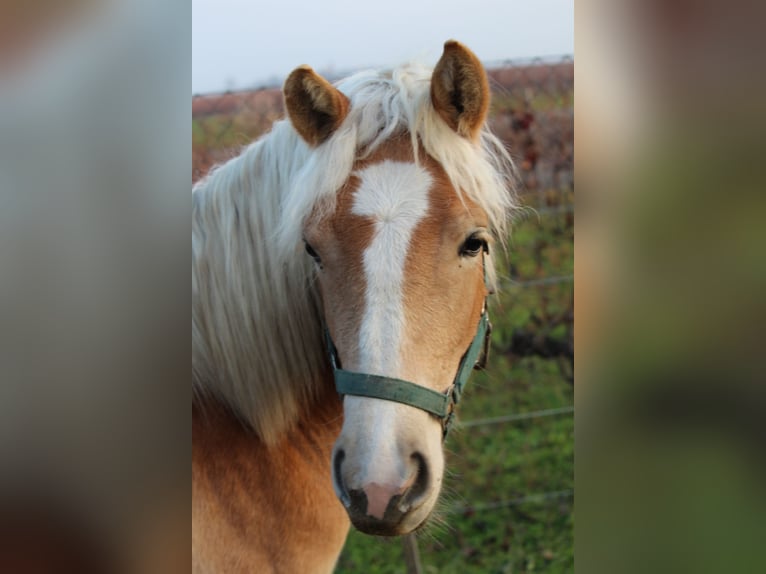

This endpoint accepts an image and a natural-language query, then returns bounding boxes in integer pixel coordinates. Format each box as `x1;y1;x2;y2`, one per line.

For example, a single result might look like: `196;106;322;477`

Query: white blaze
351;160;432;375
338;161;442;501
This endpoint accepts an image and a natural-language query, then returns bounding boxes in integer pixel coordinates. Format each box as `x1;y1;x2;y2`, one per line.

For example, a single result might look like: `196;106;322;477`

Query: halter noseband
325;254;492;438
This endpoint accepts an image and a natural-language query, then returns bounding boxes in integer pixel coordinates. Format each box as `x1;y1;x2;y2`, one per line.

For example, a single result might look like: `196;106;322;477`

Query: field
192;59;574;573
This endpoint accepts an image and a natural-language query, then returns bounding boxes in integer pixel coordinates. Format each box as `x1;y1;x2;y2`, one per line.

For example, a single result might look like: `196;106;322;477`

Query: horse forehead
318;161;430;271
351;160;433;221
333;156;458;232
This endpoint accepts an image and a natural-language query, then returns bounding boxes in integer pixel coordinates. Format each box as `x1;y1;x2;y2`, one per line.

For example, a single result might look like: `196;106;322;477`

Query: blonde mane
192;63;518;444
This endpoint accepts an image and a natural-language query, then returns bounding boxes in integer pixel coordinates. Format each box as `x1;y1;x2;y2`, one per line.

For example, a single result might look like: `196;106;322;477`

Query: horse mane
192;62;518;445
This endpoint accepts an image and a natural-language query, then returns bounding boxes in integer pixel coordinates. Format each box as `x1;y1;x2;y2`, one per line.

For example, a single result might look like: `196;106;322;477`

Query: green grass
491;90;574;115
335;195;574;573
192;114;258;150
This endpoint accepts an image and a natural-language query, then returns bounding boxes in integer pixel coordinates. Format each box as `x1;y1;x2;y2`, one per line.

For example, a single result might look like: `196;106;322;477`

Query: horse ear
283;66;350;146
431;41;490;140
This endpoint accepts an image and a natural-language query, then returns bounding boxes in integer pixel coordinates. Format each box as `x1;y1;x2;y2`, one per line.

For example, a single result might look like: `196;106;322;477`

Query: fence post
402;534;423;574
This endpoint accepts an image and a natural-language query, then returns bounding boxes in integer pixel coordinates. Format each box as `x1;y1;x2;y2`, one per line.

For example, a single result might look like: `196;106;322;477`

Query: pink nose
334;450;431;535
363;482;412;520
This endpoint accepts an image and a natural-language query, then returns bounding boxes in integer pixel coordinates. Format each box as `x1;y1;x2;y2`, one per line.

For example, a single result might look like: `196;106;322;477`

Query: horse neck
192;378;349;574
192;372;344;448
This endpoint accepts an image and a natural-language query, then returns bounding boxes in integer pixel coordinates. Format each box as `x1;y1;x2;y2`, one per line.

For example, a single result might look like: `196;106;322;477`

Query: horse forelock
277;63;518;255
192;62;517;444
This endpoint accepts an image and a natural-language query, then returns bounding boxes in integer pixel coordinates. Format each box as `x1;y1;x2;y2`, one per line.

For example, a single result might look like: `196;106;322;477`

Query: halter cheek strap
325;254;492;438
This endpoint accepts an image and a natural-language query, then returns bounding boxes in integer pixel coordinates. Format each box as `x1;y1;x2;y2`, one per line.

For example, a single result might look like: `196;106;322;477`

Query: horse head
283;41;511;536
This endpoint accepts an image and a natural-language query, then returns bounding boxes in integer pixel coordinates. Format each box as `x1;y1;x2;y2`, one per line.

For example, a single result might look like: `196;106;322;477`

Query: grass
192;114;257;150
335;194;574;573
491;90;574;115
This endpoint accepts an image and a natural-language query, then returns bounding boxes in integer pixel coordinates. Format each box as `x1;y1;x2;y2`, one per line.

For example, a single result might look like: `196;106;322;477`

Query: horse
192;40;517;573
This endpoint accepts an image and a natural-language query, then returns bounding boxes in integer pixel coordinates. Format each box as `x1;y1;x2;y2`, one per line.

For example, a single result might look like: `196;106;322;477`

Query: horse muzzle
331;417;439;536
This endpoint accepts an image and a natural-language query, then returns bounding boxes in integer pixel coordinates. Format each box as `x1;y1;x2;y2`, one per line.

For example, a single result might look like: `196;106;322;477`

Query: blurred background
1;0;190;572
577;1;766;572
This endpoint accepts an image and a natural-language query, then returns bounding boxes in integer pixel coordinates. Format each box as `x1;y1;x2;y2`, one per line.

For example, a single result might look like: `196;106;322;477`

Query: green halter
325;255;492;438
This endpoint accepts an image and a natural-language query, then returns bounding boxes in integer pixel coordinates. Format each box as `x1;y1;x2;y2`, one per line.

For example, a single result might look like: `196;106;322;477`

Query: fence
192;56;574;573
400;327;573;573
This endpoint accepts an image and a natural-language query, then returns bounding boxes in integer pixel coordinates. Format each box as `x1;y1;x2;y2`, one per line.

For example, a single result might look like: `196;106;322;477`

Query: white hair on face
192;62;518;444
351;161;433;377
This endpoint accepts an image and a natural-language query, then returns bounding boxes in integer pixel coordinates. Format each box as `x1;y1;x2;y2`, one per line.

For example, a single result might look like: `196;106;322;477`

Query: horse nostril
346;488;369;517
402;452;429;509
332;449;350;507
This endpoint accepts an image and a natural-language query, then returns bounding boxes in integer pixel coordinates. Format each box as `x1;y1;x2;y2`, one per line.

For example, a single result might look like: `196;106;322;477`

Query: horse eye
460;235;487;257
304;241;321;262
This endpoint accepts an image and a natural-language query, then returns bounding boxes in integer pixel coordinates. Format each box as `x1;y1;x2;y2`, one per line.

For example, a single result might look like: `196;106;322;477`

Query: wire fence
460;405;575;429
501;275;574;289
192;56;574;573
399;398;575;573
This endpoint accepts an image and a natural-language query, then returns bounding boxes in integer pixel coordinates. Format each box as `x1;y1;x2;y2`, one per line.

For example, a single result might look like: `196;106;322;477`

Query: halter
325;253;492;438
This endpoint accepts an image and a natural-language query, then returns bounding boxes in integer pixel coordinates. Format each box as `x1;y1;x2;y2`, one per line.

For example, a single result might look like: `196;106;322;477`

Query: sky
192;0;574;94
